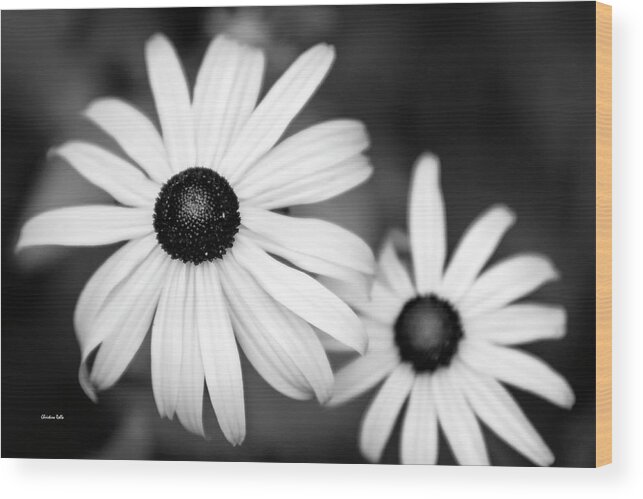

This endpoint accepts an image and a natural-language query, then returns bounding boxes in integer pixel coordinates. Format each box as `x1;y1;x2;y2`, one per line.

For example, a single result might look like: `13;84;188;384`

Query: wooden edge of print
595;1;612;468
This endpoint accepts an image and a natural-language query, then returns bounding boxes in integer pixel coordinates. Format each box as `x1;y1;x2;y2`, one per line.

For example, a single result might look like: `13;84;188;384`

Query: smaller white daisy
327;153;574;466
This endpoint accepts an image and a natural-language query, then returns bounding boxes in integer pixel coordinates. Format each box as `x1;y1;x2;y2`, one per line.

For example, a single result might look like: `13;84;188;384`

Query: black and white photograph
2;2;602;468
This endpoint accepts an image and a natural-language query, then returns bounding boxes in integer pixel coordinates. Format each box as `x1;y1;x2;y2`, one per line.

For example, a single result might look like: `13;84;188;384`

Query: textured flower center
153;167;240;265
394;294;464;372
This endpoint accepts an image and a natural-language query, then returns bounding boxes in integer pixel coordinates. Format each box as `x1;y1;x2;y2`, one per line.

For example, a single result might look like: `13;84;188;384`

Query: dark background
2;3;596;465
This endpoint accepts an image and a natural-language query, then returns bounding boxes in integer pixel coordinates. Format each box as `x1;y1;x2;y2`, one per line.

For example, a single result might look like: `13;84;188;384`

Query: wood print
1;2;611;466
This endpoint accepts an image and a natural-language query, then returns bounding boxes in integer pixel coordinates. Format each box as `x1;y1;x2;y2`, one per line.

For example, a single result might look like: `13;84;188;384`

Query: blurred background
2;3;595;465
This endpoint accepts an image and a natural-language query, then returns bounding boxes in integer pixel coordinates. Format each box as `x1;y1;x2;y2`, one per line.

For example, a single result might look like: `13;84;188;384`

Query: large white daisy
17;34;374;445
327;153;574;466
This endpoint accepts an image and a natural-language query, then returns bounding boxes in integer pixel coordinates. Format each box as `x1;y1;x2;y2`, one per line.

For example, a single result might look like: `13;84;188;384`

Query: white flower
327;153;574;466
17;34;375;445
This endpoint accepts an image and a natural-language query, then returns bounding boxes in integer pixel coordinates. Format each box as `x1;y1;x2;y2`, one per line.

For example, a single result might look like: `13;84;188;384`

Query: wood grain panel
595;1;612;468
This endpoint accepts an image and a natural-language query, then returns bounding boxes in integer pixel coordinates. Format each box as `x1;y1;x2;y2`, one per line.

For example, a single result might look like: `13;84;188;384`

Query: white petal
454;362;554;466
88;247;168;391
320;316;394;354
220;43;335;185
458;340;575;408
17;205;153;250
240;208;375;282
173;265;205;435
243;155;372;210
145;34;195;173
317;274;371;311
459;254;560;318
400;373;438;464
233;235;367;353
376;234;415;301
151;261;185;418
440;205;516;302
432;368;489;466
328;348;400;407
409;153;446;294
359;363;414;463
74;235;158;340
364;318;396;352
194;263;245;445
388;227;411;255
75;235;158;401
317;332;354;354
318;268;402;326
193;36;265;170
53;141;159;207
465;304;566;345
353;280;405;326
235;119;370;201
84;98;173;184
220;256;333;402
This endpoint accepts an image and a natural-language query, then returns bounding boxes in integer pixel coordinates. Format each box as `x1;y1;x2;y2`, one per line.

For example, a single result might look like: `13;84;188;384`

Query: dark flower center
394;294;464;372
153;167;240;265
